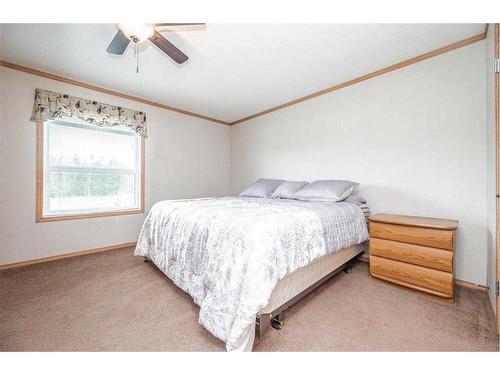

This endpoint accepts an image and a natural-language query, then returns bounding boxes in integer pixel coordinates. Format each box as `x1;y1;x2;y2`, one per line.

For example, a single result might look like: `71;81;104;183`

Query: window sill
35;208;145;223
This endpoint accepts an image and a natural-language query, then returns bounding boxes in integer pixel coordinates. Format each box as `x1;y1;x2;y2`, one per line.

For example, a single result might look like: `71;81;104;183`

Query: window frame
35;120;145;223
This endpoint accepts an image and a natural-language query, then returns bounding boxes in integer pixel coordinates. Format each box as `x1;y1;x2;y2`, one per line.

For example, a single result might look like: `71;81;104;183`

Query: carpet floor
0;247;497;351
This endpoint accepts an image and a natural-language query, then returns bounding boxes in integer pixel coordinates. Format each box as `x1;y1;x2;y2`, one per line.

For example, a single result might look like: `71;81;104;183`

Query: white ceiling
0;23;484;123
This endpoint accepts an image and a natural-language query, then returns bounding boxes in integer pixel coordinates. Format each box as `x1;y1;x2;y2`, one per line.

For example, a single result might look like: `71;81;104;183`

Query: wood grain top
369;213;458;230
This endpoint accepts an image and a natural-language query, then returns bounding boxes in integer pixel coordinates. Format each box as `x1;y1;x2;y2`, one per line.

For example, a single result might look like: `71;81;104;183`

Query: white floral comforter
135;197;369;351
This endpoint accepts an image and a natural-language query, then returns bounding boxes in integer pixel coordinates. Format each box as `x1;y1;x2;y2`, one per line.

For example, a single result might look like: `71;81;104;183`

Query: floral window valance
30;88;147;137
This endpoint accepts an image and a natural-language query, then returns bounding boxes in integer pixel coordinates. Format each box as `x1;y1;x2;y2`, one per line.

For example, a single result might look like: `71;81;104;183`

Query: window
36;120;144;222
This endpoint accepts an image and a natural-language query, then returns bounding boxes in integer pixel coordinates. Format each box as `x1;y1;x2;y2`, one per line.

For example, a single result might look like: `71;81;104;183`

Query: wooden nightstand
368;214;458;301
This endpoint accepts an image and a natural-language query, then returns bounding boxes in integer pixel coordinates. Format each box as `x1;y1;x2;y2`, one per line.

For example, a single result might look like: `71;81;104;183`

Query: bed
135;196;370;351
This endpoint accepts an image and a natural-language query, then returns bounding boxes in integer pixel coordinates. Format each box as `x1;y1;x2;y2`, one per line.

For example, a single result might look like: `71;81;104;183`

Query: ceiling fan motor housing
107;23;198;65
118;24;155;43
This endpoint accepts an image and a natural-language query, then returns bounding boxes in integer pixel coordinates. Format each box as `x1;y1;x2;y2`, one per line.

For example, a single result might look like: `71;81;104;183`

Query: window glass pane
48;122;137;170
43;120;141;216
48;171;136;212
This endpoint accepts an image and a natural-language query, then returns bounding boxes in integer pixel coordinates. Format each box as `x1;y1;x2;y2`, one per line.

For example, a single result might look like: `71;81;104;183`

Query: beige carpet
0;247;497;351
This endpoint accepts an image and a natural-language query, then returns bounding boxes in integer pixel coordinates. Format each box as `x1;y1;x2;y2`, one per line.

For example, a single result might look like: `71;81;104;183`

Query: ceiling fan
106;23;205;67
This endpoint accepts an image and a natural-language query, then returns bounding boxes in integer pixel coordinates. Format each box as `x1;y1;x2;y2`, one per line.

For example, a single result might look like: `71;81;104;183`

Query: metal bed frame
255;249;364;337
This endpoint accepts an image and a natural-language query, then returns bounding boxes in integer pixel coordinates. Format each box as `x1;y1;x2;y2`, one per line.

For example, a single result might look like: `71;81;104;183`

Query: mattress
259;242;367;315
135;197;370;351
259;203;370;316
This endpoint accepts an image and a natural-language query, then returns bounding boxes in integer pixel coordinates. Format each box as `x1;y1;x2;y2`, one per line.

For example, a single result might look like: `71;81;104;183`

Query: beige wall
0;39;493;287
0;67;231;265
231;42;488;285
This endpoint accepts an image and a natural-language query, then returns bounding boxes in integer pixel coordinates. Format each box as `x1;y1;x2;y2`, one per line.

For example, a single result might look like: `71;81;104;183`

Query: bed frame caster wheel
343;263;352;273
271;318;283;330
271;313;284;331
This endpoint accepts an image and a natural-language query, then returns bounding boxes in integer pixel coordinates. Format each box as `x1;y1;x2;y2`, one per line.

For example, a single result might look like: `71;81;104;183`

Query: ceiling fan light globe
118;23;155;43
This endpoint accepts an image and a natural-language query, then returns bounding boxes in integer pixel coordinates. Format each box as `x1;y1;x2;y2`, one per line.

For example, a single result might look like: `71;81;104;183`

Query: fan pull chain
135;43;139;74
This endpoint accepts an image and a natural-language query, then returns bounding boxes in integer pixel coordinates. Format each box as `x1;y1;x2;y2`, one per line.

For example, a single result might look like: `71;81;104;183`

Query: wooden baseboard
0;242;136;271
359;253;488;292
1;245;490;293
454;279;488;292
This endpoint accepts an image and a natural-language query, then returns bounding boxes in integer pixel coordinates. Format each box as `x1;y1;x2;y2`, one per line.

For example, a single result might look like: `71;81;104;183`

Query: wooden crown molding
0;24;489;127
0;60;231;126
230;27;489;125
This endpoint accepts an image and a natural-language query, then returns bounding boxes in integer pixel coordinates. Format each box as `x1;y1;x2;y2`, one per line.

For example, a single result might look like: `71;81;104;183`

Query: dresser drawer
370;222;453;250
370;237;453;272
370;255;453;297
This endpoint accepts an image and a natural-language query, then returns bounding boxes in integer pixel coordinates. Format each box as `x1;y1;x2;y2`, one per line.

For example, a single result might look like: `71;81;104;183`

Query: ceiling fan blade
106;29;130;55
149;31;188;64
154;23;206;32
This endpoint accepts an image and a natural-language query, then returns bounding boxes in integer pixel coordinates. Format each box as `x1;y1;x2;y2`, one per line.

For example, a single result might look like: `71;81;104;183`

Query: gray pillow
292;180;359;202
344;192;367;205
239;179;285;198
271;181;308;199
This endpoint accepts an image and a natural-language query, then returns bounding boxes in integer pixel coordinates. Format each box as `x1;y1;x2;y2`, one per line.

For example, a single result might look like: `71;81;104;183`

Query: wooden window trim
35;121;145;223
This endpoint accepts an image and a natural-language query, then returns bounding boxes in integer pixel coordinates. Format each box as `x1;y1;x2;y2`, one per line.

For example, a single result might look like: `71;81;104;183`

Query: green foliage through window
43;120;141;214
49;172;134;198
